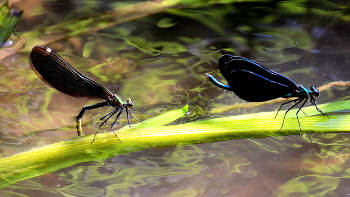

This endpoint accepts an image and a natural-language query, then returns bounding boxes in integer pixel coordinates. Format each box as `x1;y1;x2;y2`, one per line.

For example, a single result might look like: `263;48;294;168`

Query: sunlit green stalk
0;100;349;188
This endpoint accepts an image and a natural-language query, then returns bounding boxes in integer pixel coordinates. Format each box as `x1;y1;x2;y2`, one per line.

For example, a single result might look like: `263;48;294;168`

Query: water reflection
1;0;350;196
4;134;349;196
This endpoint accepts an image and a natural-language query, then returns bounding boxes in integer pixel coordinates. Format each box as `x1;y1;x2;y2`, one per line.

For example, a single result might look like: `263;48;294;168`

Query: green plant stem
0;100;349;188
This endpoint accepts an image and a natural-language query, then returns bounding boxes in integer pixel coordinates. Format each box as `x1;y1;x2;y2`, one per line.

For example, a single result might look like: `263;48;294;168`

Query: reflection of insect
206;54;327;131
300;133;325;155
29;45;135;140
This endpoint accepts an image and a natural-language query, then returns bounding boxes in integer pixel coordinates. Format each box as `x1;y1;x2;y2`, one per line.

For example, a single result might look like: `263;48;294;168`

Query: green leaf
0;100;349;188
0;2;22;47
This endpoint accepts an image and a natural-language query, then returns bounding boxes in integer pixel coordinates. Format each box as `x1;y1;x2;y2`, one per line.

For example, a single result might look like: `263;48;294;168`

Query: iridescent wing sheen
218;55;300;101
29;45;112;100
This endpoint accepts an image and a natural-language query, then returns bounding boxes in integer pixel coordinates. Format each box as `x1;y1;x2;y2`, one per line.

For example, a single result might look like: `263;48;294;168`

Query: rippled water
1;0;350;196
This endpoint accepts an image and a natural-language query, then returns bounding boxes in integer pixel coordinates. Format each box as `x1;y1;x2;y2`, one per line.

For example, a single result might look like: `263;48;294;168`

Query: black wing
29;45;112;100
218;55;299;91
228;69;297;102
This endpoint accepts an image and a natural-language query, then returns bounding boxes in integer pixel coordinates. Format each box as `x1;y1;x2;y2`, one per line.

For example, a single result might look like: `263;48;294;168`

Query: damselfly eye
310;86;320;97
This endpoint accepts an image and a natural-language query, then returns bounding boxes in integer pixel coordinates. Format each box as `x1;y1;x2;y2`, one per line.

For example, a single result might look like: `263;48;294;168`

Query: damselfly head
126;98;134;109
310;86;320;97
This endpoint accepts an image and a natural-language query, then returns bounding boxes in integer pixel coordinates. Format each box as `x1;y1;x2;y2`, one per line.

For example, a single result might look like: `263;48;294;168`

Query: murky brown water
1;0;350;196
